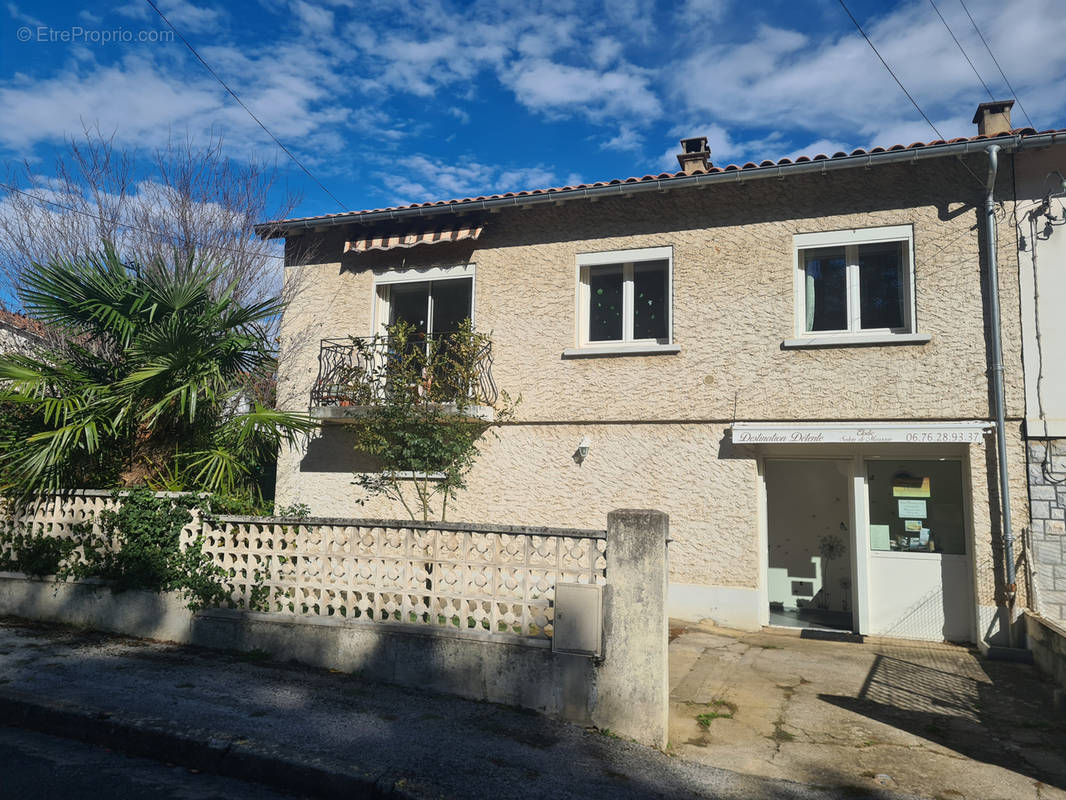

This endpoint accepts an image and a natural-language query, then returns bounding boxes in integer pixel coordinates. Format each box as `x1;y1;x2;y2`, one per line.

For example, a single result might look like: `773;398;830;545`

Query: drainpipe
983;144;1017;644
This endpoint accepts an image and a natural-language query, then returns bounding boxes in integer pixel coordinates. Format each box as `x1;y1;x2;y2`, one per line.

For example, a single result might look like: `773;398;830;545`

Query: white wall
1017;148;1066;437
764;459;852;613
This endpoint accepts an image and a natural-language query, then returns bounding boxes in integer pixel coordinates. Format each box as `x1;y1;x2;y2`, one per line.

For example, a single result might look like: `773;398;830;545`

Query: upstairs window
374;265;475;338
576;246;672;347
794;226;915;337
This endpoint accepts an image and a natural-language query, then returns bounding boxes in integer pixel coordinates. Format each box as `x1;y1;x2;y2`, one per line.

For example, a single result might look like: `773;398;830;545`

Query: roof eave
254;131;1066;239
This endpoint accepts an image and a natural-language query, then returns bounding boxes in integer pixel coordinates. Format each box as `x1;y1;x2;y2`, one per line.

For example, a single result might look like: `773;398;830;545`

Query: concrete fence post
590;509;669;748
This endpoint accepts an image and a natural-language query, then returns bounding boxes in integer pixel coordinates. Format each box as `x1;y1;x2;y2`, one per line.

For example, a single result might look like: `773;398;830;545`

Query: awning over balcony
344;224;484;253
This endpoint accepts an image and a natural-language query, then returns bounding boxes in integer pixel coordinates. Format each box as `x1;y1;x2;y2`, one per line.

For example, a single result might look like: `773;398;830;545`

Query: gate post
590;509;669;748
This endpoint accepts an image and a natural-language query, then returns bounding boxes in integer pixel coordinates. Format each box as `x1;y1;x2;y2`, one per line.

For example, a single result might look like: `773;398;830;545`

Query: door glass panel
588;265;624;341
429;278;473;336
804;247;847;331
633;260;668;341
866;459;966;554
858;242;905;330
389;283;430;338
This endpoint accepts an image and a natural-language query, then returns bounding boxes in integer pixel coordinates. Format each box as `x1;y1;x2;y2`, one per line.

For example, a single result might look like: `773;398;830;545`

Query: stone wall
1025;611;1066;697
1027;439;1066;621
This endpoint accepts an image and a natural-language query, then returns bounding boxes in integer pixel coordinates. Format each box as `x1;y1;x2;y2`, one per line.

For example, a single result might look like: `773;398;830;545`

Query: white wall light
574;436;591;465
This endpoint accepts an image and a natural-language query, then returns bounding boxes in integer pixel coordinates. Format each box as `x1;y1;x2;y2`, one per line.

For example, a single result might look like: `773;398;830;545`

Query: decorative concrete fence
0;493;669;747
204;516;607;641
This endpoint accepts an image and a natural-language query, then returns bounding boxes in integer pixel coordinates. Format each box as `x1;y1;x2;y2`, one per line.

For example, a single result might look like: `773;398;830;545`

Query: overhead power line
143;0;349;212
0;181;283;262
836;0;944;141
927;0;995;102
957;0;1036;129
836;0;993;192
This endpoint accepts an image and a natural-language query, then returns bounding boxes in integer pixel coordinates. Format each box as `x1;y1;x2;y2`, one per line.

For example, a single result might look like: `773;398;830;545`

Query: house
1014;112;1066;625
257;103;1066;651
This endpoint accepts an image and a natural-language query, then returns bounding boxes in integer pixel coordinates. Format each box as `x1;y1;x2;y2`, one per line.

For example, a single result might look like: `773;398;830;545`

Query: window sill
781;333;931;349
561;343;681;359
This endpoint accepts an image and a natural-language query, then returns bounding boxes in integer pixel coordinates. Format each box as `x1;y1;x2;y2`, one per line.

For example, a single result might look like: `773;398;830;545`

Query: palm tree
0;245;314;501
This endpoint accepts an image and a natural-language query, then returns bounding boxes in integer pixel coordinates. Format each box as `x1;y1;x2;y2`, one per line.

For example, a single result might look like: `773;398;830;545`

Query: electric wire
142;0;349;212
837;0;991;191
927;0;995;101
837;0;944;140
957;0;1036;129
0;181;283;262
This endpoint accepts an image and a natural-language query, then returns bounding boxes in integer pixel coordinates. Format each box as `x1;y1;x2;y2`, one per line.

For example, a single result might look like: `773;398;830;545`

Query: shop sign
731;423;990;445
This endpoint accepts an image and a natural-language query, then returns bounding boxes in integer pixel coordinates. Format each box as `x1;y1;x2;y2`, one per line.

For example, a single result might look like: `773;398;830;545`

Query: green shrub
0;526;77;578
61;489;230;611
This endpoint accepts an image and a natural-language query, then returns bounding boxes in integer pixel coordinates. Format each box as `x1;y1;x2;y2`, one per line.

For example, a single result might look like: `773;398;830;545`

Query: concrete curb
0;693;418;799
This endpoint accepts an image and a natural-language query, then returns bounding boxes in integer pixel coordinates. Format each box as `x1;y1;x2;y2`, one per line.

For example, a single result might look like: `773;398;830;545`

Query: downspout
983;143;1017;644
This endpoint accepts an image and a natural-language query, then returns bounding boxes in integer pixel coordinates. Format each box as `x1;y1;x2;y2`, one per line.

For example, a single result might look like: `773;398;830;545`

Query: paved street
0;726;303;799
0;618;912;800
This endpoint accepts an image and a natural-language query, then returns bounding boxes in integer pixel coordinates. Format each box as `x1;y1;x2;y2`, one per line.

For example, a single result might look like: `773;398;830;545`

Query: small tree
347;320;515;522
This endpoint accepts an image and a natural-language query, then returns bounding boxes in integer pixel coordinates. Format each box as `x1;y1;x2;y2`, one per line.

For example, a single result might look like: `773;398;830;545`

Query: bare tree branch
0;124;302;308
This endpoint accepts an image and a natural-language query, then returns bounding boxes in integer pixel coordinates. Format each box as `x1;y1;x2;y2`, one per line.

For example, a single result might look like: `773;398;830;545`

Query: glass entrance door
765;459;855;632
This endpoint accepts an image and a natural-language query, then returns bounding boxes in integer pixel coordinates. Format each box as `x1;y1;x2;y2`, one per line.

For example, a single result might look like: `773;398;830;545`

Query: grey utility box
551;582;603;657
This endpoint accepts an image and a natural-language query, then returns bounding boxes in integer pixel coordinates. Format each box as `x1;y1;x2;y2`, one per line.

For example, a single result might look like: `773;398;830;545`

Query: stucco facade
1016;144;1066;624
272;150;1032;646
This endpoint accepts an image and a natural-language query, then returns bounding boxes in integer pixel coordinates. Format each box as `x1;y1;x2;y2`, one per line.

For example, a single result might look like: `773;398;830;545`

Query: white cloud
605;0;657;42
604;126;644;153
670;0;1066;149
445;107;471;124
496;166;558;190
504;58;661;120
589;37;622;69
7;1;43;27
3;0;1065;210
290;0;334;33
116;0;224;34
676;0;731;24
377;154;557;205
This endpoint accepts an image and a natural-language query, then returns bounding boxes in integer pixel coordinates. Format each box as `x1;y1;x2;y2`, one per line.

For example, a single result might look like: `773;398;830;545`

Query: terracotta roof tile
0;310;49;339
262;127;1058;230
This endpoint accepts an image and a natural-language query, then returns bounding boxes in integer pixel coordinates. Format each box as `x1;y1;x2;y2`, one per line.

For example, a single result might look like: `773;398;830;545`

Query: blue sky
2;0;1065;221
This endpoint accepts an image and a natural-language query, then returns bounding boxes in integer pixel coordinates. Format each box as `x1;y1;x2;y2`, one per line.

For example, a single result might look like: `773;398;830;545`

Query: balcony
310;332;498;422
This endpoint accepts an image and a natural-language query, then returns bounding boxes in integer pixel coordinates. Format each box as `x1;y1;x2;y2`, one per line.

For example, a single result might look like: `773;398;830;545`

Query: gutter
983;143;1017;645
255;131;1066;237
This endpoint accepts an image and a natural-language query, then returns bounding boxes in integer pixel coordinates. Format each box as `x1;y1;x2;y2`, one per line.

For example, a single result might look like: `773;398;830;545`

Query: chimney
677;136;711;174
972;100;1014;136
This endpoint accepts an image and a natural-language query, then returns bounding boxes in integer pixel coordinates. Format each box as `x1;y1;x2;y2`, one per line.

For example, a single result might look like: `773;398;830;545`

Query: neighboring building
1015;113;1066;624
259;104;1066;651
0;309;48;356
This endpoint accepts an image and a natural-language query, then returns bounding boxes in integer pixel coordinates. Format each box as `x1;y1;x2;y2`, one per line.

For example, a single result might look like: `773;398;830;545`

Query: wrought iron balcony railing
311;333;498;411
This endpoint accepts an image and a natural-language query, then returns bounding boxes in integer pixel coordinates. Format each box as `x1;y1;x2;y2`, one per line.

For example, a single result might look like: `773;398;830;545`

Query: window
866;459;966;555
374;265;474;337
574;246;673;352
793;226;916;341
